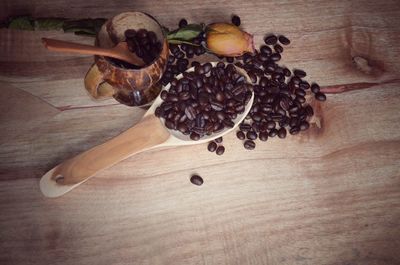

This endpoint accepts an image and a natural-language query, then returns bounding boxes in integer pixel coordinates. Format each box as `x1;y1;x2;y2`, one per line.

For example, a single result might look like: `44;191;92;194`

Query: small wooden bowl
85;12;169;107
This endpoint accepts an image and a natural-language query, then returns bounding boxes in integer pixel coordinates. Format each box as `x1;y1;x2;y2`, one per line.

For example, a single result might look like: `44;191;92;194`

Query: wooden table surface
1;0;400;264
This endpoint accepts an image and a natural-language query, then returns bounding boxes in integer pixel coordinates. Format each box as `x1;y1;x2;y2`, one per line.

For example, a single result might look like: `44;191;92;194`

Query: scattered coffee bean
231;15;241;26
311;83;320;93
274;44;283;53
268;128;278;137
208;141;217;152
315;92;326;101
246;131;258;140
264;34;278;45
278;35;290;45
179;18;188;28
216;145;225;155
293;69;307;78
215;137;223;143
244;140;256;150
278;127;287;138
236;131;245;140
259;131;268;141
299;121;310;131
190;174;203;186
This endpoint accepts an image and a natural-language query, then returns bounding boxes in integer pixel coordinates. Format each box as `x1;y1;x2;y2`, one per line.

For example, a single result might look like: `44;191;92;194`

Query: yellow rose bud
206;23;255;57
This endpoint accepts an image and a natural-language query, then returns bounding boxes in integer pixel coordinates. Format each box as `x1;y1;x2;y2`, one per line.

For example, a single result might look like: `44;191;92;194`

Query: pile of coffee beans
157;16;327;155
110;28;162;68
155;62;253;141
226;32;326;151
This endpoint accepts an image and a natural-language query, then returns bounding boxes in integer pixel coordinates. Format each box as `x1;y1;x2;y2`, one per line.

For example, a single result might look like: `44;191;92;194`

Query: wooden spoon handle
40;115;170;198
42;38;115;57
42;38;145;66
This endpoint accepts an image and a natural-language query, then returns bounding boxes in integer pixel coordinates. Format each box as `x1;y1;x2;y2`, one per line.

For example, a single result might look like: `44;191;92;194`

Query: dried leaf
167;24;203;41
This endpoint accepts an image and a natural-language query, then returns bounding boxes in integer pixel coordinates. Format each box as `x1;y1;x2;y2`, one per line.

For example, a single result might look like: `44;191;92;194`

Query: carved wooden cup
84;12;169;107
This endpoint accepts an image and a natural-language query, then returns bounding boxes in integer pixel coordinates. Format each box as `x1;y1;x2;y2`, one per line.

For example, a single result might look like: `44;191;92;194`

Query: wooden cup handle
84;64;115;100
40;115;170;198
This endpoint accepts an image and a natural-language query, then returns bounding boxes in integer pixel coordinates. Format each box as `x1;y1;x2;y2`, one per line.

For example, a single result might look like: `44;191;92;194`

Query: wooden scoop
42;38;145;66
40;62;254;198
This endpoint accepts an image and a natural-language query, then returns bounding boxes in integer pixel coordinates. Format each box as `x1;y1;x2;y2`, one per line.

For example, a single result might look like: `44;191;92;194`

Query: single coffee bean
260;45;272;55
283;68;291;77
305;105;314;116
270;53;281;62
179;18;188;28
231;14;241;26
190;132;200;140
274;44;284;53
289;127;300;135
216;146;225;155
236;131;245;140
259;131;268;141
215;137;223;143
244;140;256;150
315;92;327;101
294;69;307;78
264;34;278;45
311;83;320;93
299;121;310;131
190;174;203;186
278;127;287;138
240;123;252;132
278;35;290;45
246;130;257;140
268;128;278;137
207;141;217;152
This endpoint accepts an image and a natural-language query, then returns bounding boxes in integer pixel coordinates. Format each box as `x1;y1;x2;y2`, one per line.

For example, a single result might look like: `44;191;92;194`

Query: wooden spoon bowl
40;62;254;198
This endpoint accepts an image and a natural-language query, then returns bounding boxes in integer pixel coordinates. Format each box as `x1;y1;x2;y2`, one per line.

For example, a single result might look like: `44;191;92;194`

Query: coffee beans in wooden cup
84;12;169;107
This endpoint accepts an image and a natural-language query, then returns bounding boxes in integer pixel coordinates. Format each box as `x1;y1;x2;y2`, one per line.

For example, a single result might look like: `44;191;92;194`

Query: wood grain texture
1;0;400;264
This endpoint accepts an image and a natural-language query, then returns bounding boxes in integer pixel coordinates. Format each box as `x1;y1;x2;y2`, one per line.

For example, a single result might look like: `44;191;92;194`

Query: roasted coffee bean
175;51;185;59
311;83;320;93
160;90;168;100
270;53;281;62
231;14;241;26
289;127;300;135
278;127;287;138
278;35;290;45
226;57;234;63
216;146;225;155
264;34;278;45
305;105;314;116
240;123;252;132
266;121;276;129
214;137;222;143
190;132;200;140
274;44;283;53
268;128;278;137
246;130;257;140
299;81;310;90
294;69;307;78
294;88;306;97
260;45;272;55
283;68;291;77
299;121;310;131
207;141;217;152
179;18;188;28
296;95;306;103
315;92;327;101
236;130;245;140
124;29;136;38
190;174;203;186
244;140;256;150
259;131;268;141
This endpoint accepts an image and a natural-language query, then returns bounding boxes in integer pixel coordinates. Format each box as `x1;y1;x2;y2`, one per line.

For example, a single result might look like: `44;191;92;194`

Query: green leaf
34;18;65;30
167;39;200;46
8;16;34;30
167;24;203;41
